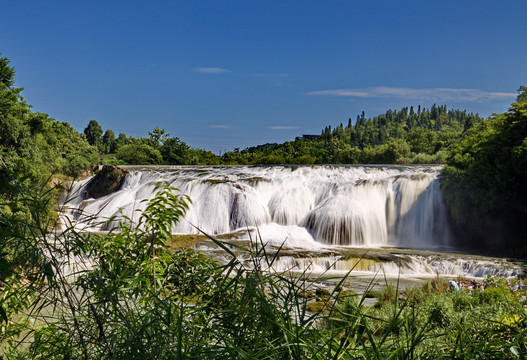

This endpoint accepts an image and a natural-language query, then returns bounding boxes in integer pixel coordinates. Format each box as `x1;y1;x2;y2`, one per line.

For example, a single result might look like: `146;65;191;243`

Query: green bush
426;297;452;329
451;290;473;311
473;286;511;305
116;143;163;165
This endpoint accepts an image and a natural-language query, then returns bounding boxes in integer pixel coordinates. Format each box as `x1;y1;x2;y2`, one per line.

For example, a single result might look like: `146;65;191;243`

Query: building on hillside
295;134;320;141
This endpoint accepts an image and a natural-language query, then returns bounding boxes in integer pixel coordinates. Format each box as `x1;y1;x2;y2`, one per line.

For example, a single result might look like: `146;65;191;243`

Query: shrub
116;143;163;164
473;286;510;305
426;297;452;329
451;290;473;311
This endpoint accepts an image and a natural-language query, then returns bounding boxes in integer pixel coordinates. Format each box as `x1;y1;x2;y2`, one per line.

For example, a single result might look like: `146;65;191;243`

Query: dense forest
220;106;481;165
89;103;482;166
441;87;527;256
0;56;97;220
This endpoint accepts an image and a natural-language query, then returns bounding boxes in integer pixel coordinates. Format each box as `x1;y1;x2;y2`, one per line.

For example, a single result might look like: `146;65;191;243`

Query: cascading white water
63;165;450;249
191;239;523;280
263;254;522;279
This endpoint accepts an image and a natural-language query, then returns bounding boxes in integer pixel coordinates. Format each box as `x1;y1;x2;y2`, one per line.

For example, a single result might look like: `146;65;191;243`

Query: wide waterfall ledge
60;165;525;281
62;165;450;250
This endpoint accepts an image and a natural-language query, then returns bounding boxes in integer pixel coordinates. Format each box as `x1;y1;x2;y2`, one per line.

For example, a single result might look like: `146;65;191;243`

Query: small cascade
264;253;522;279
62;165;450;249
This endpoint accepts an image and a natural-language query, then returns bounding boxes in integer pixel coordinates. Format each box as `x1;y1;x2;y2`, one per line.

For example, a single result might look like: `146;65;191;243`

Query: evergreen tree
148;127;170;147
161;137;190;165
0;55;15;87
102;129;116;153
84;120;103;148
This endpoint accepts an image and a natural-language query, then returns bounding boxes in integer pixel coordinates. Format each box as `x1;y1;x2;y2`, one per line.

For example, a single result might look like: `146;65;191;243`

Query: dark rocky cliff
85;165;128;199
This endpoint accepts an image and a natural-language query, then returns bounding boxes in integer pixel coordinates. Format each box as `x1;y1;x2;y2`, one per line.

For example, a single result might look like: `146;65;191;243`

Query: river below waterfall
60;165;524;290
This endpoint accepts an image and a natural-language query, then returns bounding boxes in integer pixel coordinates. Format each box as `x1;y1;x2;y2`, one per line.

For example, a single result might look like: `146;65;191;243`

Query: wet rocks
85;165;127;199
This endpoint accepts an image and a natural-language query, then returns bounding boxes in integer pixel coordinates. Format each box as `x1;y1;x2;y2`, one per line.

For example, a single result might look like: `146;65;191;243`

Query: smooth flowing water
61;165;523;284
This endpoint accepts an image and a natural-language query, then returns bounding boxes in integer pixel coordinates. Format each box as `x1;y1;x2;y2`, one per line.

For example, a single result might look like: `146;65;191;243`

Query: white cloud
194;67;231;74
308;87;516;102
268;126;300;130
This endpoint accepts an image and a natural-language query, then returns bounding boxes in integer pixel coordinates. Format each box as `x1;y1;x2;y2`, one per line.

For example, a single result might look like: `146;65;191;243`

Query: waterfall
264;254;522;279
63;165;450;249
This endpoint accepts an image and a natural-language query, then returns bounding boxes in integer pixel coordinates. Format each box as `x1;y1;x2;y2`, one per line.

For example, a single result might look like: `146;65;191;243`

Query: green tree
84;120;103;148
0;57;29;150
116;143;163;165
1;56;97;195
0;55;15;87
406;128;436;154
160;137;190;165
102;129;116;153
463;115;476;133
148;127;169;148
442;86;527;254
114;132;130;151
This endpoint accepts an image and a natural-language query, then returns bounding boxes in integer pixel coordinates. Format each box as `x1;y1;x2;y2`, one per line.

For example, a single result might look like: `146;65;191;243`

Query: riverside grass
0;184;526;359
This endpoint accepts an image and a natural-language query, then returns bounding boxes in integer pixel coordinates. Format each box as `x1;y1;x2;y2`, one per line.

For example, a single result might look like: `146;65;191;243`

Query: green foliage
95;125;219;166
441;86;527;254
472;286;511;305
426;297;452;328
101;129;116;153
0;56;97;205
450;290;472;311
0;55;16;87
148;127;170;146
116;143;163;164
161;136;190;164
218;104;479;165
367;279;527;359
85;101;480;166
83;119;103;148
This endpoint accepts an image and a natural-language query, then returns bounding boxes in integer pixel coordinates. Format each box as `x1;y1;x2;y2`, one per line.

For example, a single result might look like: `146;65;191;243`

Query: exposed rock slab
85;165;127;199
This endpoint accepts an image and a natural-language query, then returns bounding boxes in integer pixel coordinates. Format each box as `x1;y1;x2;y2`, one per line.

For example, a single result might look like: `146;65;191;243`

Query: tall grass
1;181;526;359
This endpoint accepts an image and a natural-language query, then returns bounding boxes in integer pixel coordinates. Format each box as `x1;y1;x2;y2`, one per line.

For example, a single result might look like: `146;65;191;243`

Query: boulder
85;165;127;199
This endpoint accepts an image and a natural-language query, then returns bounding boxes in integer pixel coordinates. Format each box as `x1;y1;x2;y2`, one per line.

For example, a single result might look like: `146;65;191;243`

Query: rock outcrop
85;165;127;199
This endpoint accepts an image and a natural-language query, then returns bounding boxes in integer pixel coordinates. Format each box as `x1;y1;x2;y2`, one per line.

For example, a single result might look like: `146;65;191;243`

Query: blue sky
2;0;526;153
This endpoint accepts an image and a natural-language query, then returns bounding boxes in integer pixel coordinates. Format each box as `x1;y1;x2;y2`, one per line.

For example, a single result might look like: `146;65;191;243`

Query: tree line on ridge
83;104;482;166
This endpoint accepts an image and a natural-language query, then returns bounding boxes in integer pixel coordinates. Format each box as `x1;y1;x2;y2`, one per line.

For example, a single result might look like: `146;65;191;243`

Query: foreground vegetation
1;184;526;359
